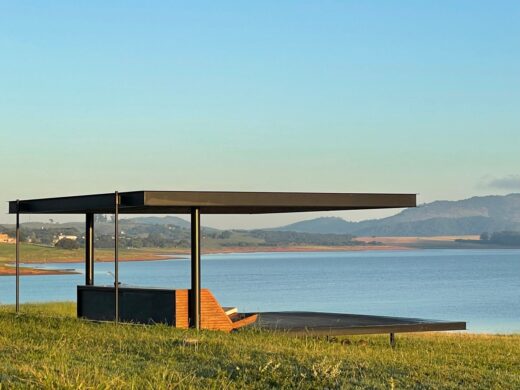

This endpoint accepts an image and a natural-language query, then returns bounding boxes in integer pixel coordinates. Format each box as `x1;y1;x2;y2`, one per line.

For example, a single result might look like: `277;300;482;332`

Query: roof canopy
8;191;416;214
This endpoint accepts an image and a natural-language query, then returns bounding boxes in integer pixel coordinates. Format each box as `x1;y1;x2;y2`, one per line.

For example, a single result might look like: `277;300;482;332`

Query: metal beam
15;200;20;313
85;213;94;285
8;191;417;215
114;192;120;324
189;207;201;329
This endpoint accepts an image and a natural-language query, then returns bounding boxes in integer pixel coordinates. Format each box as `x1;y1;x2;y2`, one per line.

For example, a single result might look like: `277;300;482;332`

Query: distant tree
55;238;80;250
95;235;115;248
175;239;190;247
128;238;143;248
249;230;356;246
480;232;490;241
218;231;232;239
95;214;108;223
489;231;520;246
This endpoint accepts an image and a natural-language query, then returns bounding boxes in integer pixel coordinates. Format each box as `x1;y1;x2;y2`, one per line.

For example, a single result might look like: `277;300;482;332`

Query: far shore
0;244;410;276
199;244;411;255
2;235;519;276
0;265;78;276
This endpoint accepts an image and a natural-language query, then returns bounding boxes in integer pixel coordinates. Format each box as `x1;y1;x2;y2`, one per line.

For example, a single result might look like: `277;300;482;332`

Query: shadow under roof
8;191;416;214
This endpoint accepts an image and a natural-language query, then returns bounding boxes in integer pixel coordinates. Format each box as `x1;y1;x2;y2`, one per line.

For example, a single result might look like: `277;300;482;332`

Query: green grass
0;242;81;263
0;303;518;389
0;242;187;265
203;231;265;248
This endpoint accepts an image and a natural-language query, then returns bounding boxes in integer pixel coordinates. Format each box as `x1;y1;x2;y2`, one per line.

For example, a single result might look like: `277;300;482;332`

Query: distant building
0;233;16;244
52;234;78;244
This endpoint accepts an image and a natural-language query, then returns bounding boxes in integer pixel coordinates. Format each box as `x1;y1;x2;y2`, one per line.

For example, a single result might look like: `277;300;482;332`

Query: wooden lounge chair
175;289;258;332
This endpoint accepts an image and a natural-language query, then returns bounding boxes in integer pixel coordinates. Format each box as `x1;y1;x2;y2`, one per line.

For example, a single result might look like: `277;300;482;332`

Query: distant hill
273;217;356;234
121;216;191;229
273;194;520;236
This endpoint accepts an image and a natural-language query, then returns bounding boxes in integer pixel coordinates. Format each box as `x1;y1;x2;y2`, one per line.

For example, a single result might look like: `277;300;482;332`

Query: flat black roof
8;191;416;214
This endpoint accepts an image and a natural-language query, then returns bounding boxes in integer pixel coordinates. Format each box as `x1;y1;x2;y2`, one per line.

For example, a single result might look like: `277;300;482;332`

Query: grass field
0;243;186;275
0;242;183;264
0;303;518;389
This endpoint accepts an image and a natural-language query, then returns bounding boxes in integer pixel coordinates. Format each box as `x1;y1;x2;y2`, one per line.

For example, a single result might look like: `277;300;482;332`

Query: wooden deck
248;311;466;336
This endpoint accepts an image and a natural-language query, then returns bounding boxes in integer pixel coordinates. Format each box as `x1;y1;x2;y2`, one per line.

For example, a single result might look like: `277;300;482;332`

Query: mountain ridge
271;193;520;236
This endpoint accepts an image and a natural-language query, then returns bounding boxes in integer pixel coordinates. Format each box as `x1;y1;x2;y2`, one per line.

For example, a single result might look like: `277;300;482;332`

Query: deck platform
249;311;466;336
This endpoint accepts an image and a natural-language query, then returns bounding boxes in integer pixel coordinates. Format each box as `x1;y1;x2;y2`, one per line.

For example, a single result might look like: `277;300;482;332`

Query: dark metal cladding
77;285;175;325
8;191;416;214
8;191;145;214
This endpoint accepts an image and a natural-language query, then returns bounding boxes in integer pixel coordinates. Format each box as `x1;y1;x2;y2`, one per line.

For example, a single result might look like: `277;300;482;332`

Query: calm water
1;249;519;333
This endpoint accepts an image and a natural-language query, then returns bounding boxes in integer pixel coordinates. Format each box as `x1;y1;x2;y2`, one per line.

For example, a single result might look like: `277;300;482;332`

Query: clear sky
1;1;519;229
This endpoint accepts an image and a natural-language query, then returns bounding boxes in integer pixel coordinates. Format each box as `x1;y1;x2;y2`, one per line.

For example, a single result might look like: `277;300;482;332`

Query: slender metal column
85;213;94;285
189;207;201;329
15;200;20;313
114;192;120;323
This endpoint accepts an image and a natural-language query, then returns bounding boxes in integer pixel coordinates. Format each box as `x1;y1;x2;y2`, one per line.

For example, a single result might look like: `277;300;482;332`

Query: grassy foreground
0;303;518;389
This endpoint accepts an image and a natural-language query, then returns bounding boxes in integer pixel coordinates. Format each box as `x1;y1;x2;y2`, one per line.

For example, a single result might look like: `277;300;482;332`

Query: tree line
480;231;520;246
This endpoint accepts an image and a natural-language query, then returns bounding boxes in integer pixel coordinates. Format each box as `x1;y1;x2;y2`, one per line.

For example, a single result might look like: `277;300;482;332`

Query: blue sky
1;1;519;228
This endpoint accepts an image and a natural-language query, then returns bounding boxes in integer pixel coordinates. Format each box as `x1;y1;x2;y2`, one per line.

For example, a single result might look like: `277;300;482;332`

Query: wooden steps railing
223;307;238;316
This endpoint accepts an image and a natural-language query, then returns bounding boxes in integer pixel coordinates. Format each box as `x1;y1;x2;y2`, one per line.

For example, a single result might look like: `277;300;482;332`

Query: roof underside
9;191;416;214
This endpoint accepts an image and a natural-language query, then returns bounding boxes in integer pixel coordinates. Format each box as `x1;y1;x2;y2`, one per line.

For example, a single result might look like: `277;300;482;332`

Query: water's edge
1;249;519;334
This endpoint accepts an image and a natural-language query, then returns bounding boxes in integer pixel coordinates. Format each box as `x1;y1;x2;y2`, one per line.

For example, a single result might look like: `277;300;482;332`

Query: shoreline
0;244;409;276
0;265;78;277
200;244;411;255
2;242;519;276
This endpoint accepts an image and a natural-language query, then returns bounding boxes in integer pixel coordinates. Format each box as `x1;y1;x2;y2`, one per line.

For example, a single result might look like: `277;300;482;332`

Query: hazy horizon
1;1;519;228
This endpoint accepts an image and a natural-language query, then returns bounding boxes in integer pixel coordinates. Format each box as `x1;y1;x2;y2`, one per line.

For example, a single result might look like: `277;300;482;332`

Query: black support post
15;200;20;313
190;207;201;329
114;191;120;324
85;213;94;285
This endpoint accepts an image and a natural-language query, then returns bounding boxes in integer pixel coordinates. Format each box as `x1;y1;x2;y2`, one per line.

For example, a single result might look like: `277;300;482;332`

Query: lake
1;249;519;333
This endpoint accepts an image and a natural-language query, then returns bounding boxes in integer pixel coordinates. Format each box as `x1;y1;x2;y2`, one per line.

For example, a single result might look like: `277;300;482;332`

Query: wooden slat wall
175;288;256;332
200;289;233;332
175;290;189;328
174;289;233;331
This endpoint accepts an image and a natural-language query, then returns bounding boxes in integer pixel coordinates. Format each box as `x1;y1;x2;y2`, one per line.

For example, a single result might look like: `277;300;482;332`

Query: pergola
7;190;464;338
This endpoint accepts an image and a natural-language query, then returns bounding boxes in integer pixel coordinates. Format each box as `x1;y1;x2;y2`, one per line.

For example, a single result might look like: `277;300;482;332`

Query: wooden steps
228;312;259;329
175;289;258;332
